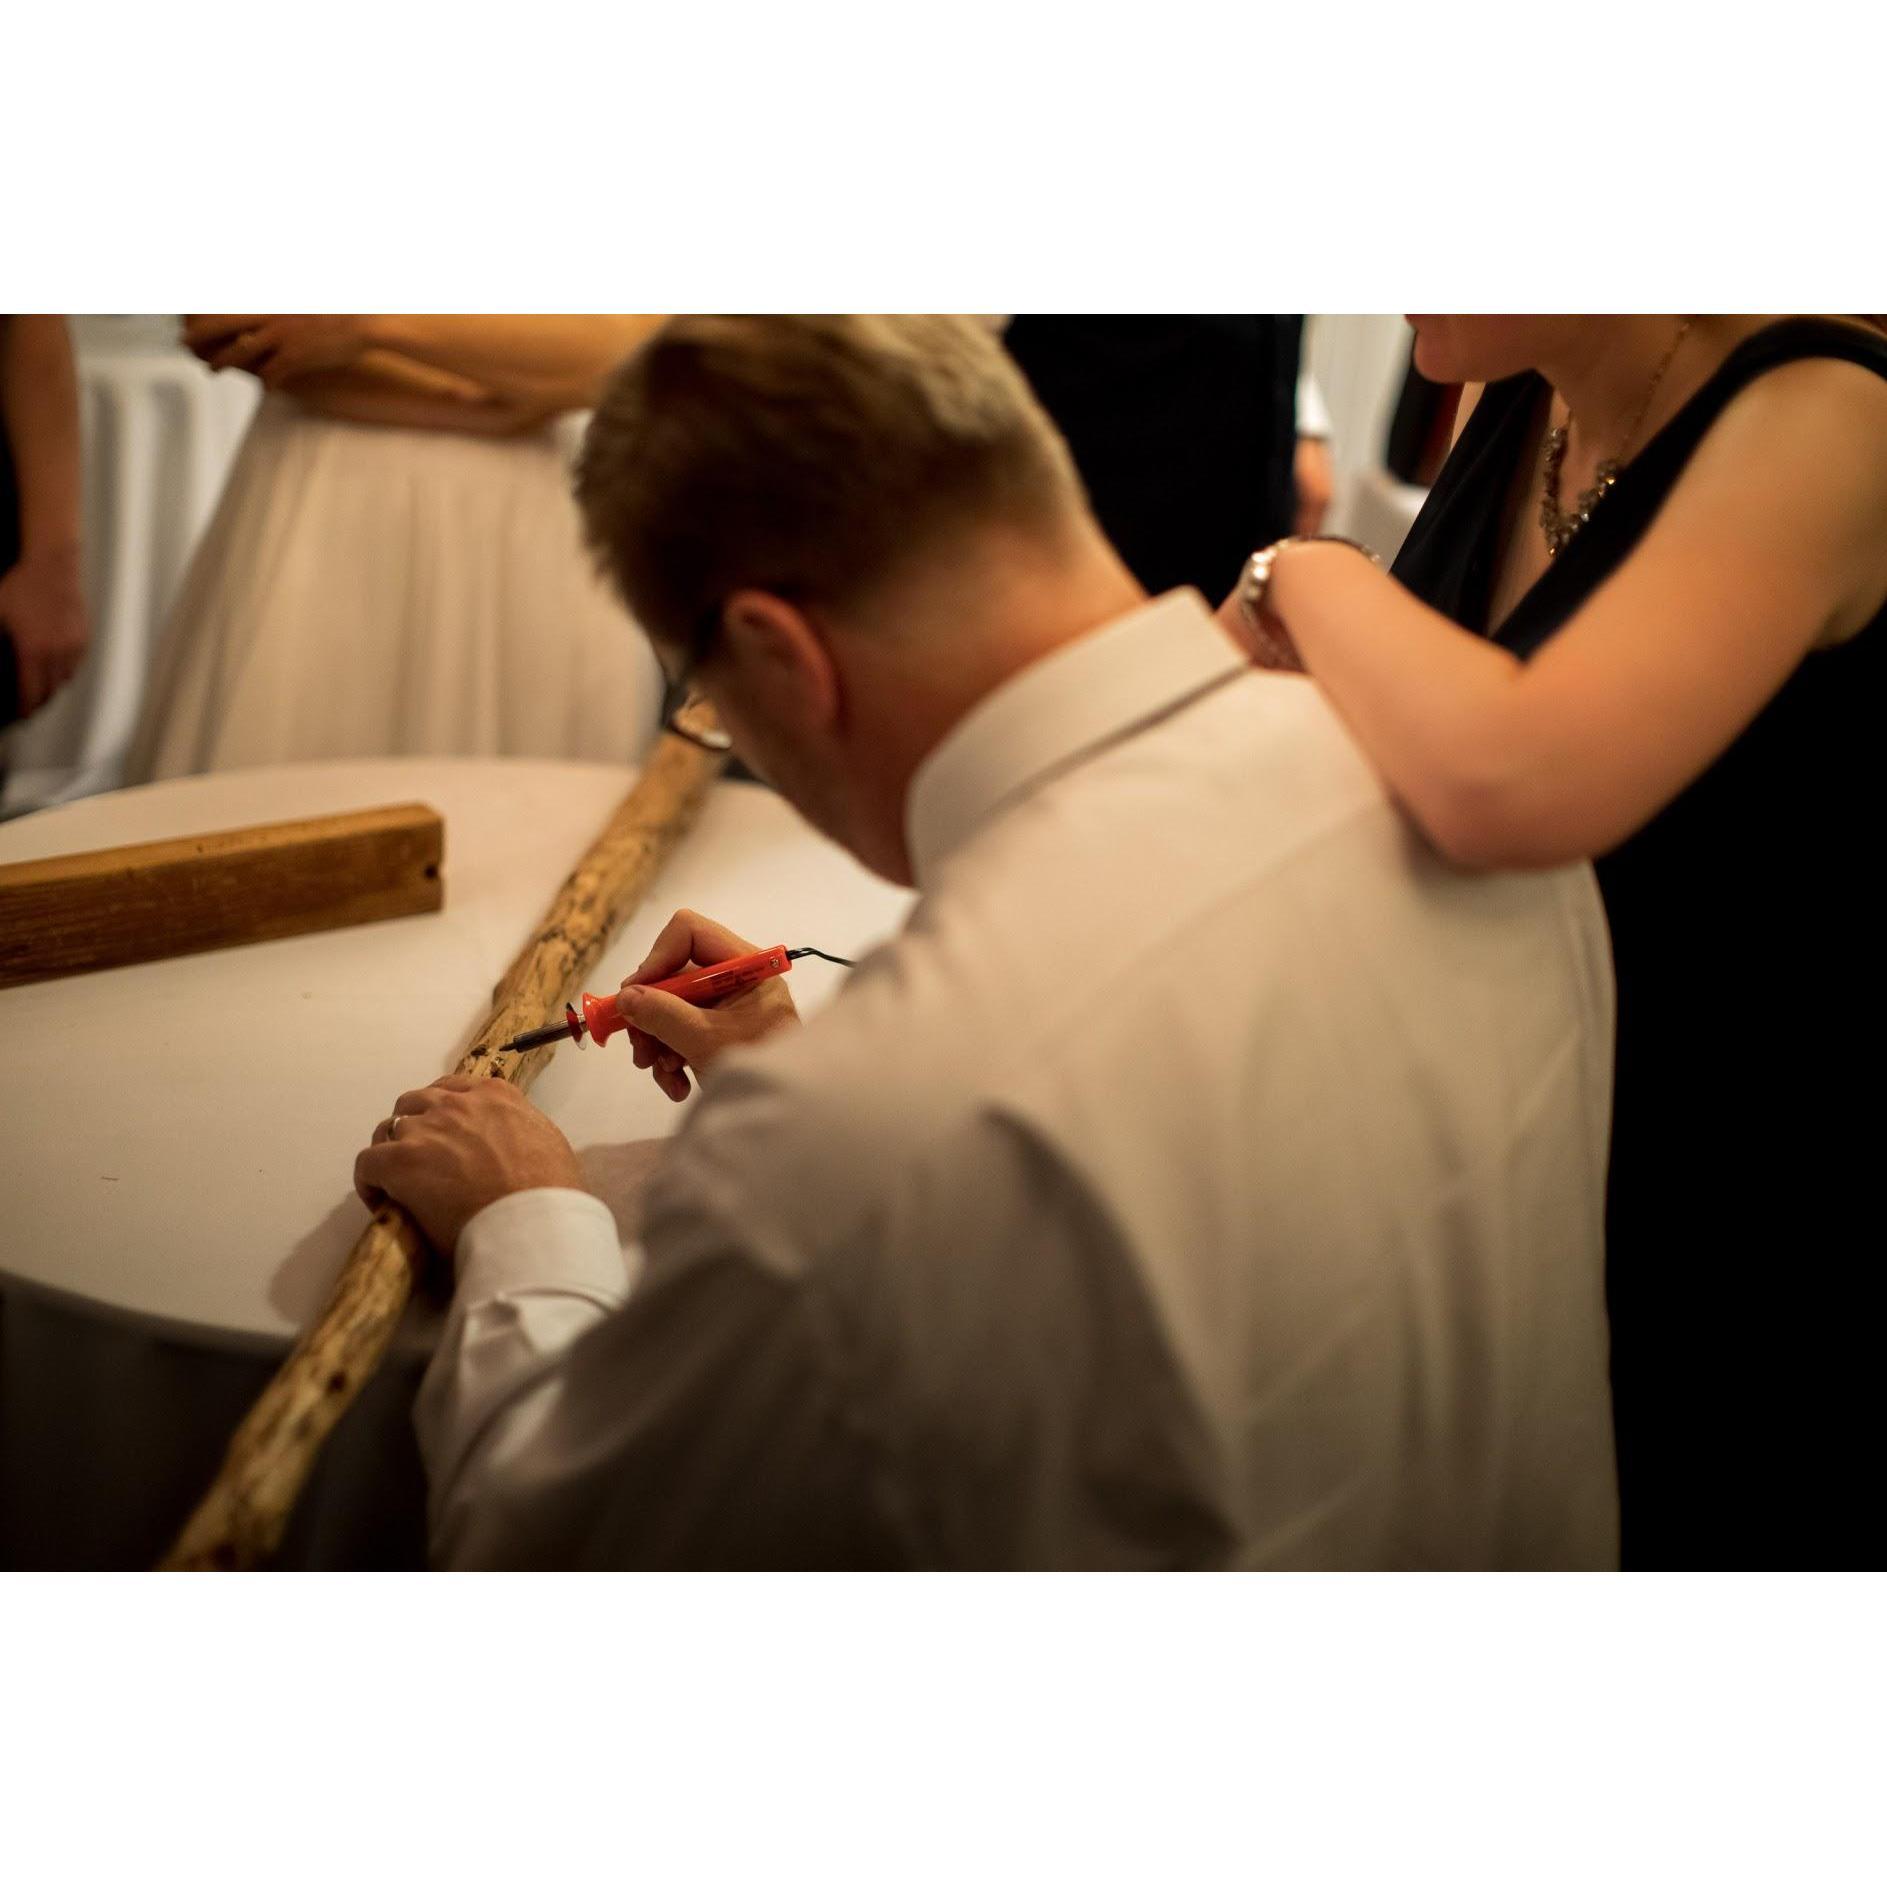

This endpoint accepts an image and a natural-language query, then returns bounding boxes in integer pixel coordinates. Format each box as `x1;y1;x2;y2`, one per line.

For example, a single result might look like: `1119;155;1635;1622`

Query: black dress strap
1508;318;1887;657
1395;319;1887;657
1388;368;1541;634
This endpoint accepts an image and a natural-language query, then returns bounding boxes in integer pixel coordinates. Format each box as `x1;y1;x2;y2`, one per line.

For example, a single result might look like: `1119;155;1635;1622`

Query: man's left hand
354;1074;585;1258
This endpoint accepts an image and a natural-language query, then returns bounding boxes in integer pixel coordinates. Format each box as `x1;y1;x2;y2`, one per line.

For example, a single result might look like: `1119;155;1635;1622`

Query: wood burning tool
498;945;856;1055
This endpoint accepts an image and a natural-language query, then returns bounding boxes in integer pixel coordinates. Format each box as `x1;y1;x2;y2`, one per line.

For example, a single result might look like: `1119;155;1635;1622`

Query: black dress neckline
1435;317;1887;656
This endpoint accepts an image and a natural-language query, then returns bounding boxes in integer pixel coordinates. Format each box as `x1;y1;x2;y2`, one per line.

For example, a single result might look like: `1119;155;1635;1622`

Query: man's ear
720;589;843;735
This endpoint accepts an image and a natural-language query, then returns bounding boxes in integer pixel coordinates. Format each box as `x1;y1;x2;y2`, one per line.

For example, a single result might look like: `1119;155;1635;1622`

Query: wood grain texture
161;733;727;1571
0;803;445;989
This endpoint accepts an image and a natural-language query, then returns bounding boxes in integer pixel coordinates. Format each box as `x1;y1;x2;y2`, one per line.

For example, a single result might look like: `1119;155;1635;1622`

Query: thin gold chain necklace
1538;318;1695;557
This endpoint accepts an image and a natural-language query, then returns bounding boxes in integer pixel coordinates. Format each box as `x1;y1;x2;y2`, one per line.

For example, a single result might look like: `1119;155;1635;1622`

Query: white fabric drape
125;398;663;782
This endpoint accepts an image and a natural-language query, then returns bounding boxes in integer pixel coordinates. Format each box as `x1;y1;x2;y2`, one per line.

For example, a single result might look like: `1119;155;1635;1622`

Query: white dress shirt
415;591;1619;1569
1295;373;1332;440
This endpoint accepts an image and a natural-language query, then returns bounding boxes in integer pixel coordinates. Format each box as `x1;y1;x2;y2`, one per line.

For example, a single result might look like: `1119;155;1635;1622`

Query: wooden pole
161;734;727;1570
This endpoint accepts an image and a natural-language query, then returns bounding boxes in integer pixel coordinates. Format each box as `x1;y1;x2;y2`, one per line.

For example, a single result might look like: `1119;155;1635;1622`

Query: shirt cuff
454;1187;636;1307
1295;372;1332;440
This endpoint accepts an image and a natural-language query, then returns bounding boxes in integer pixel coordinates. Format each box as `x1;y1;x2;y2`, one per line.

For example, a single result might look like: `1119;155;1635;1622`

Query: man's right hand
617;909;801;1103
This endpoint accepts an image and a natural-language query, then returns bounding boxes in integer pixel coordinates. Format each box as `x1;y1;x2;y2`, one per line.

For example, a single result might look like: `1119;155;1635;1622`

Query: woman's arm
277;349;559;436
366;316;666;407
0;316;88;716
1266;358;1887;870
186;315;665;411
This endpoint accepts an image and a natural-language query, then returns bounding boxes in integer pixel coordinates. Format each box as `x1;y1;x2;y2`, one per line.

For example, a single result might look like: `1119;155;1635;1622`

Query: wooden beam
161;731;728;1571
0;803;445;988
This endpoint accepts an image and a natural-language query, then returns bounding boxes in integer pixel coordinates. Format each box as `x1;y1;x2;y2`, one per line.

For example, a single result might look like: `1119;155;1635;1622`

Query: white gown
125;395;664;782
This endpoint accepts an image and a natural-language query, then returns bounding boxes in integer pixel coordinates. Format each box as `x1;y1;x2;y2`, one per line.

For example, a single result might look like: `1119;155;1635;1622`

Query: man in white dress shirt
355;315;1618;1570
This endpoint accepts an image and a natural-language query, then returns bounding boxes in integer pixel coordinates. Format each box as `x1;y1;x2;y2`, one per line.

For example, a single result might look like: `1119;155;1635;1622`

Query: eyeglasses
661;604;734;754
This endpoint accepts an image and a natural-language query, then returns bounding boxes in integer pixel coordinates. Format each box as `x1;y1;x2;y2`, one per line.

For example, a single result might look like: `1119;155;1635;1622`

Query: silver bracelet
1237;534;1381;630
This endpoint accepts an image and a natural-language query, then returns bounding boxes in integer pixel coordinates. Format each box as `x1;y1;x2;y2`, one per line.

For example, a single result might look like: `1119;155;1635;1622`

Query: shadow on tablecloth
3;1137;669;1570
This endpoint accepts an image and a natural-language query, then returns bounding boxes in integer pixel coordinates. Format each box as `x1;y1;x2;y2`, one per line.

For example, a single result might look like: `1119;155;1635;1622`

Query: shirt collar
904;588;1248;887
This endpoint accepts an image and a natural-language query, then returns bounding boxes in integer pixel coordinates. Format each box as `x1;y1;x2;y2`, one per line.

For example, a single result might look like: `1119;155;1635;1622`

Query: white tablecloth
0;758;914;1567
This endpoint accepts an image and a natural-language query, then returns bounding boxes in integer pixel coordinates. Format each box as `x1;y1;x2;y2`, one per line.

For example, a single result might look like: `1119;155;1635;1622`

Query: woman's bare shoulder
1679;343;1887;530
1712;343;1887;452
1693;349;1887;640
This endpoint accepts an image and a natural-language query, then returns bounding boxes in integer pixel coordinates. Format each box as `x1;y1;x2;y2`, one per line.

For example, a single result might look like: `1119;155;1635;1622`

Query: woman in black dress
1229;316;1887;1569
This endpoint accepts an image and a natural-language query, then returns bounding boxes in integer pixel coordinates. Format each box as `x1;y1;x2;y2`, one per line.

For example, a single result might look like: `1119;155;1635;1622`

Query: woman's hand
1216;562;1306;673
615;909;801;1103
185;314;372;386
0;543;87;716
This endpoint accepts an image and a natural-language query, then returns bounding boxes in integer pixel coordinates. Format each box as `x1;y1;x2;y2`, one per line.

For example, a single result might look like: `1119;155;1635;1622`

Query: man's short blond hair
575;315;1089;644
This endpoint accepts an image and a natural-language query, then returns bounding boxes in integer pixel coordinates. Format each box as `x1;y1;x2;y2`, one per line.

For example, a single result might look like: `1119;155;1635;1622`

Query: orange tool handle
570;945;794;1047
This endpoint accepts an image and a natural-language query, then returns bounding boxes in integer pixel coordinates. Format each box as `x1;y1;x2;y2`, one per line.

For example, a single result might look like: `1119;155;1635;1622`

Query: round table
0;759;914;1567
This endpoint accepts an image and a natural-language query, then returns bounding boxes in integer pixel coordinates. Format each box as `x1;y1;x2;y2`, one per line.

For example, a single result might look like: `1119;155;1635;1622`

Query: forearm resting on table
360;314;666;411
414;1188;634;1565
413;1167;848;1569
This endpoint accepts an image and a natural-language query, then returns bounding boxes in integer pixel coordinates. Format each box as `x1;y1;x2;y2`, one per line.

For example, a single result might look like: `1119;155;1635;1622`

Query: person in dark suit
1002;316;1310;605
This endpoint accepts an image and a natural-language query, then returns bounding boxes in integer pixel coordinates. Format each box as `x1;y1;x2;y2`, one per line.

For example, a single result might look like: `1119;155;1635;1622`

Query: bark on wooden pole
162;733;727;1570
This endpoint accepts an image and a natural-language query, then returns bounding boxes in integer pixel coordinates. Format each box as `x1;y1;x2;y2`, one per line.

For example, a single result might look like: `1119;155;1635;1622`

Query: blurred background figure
7;315;1420;815
124;315;667;783
0;316;88;750
1002;316;1326;602
1290;372;1337;535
